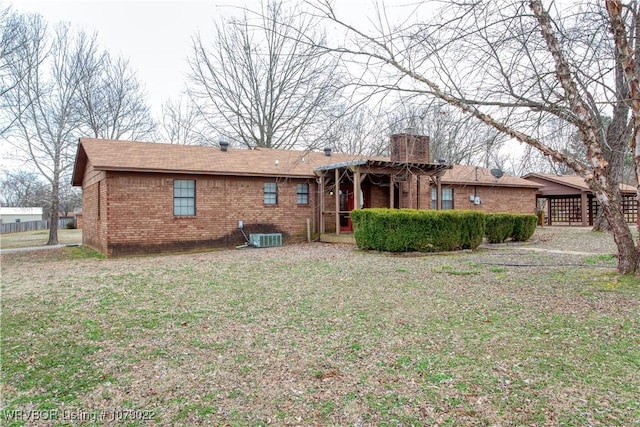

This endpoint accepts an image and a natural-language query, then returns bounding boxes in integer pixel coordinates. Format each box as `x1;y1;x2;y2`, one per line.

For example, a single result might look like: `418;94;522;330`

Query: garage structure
522;173;638;226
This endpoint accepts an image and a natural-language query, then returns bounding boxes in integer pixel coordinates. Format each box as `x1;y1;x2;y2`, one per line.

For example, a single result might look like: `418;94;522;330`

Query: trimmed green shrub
484;213;537;243
350;208;485;252
511;214;537;241
457;210;487;249
484;213;514;243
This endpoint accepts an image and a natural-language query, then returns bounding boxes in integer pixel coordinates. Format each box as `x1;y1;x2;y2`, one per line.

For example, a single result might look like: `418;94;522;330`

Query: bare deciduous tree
0;170;50;208
381;99;507;167
0;8;45;136
78;54;156;140
188;1;343;150
58;177;82;219
2;19;83;245
309;0;640;274
160;96;207;145
319;104;388;156
1;11;155;245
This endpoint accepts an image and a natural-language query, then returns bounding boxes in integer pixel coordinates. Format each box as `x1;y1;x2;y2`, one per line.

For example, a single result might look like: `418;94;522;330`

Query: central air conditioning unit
249;233;282;248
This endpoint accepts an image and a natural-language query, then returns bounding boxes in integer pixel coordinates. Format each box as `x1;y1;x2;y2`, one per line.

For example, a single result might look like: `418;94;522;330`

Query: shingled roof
522;173;636;194
72;138;383;186
442;165;541;188
72;138;540;190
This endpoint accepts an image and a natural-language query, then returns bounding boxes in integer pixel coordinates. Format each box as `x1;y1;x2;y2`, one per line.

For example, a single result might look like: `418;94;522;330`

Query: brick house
438;165;541;214
71;135;540;256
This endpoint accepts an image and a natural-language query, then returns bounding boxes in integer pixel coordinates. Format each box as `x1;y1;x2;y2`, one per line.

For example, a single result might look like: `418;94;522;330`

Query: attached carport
522;173;638;226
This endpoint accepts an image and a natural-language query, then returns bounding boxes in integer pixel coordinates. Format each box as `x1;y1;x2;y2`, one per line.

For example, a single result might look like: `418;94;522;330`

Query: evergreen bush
350;209;485;252
484;213;514;243
511;214;537;241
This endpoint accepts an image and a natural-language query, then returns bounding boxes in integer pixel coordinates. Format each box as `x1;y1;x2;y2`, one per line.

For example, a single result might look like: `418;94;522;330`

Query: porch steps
320;233;356;245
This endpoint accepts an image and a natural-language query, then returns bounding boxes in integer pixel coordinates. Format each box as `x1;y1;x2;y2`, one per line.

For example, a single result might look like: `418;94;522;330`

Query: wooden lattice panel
549;196;582;225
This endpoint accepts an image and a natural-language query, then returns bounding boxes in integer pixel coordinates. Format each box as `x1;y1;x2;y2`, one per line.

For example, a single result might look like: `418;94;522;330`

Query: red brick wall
319;181;536;214
369;184;389;208
446;185;538;214
81;162;108;254
389;133;430;163
398;176;431;209
95;172;316;256
80;167;538;256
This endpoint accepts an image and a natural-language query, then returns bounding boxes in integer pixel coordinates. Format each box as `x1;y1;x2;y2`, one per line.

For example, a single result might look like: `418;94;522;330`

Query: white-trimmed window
431;187;454;210
264;182;278;205
174;179;196;216
296;183;309;205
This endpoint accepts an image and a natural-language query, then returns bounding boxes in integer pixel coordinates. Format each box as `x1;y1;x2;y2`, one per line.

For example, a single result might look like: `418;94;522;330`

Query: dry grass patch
0;229;82;249
1;229;639;426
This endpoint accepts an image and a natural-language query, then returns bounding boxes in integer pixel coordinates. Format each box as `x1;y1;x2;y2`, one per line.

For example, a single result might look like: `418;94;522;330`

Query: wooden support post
335;168;340;235
436;177;442;210
353;167;361;210
319;173;325;235
390;175;395;209
581;192;589;226
408;172;413;209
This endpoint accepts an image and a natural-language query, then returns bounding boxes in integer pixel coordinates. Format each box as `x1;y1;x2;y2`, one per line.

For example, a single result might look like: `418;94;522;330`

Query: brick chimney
389;133;430;163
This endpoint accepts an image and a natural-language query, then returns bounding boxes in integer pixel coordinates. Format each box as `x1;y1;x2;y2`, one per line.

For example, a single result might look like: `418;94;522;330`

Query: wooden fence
0;219;74;234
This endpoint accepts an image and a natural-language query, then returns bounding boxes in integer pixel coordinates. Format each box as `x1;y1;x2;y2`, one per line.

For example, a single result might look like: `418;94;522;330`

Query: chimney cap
219;141;229;151
324;147;332;156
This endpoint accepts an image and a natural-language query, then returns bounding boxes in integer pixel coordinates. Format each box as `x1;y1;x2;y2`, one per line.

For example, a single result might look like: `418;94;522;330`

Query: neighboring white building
0;207;43;224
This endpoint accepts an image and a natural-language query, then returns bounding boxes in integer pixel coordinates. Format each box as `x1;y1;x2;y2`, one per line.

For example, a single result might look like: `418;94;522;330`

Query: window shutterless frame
296;183;309;205
264;182;277;205
174;180;196;216
432;187;454;210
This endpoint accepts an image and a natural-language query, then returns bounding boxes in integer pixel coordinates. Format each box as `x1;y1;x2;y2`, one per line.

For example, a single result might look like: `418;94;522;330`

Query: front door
339;186;354;232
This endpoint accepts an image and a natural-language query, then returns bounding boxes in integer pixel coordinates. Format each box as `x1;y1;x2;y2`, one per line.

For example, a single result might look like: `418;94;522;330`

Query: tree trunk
594;37;630;232
47;172;60;246
596;185;640;273
593;148;626;232
606;0;640;273
607;208;639;274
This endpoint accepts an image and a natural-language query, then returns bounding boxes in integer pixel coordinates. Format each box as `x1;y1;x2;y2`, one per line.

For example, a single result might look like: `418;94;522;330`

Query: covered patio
315;159;452;243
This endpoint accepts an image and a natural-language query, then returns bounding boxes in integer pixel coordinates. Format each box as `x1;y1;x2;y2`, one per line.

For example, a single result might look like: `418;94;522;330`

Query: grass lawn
0;229;83;249
1;230;639;425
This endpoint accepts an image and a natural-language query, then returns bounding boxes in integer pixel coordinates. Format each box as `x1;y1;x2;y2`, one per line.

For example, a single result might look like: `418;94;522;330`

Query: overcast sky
8;0;386;117
10;0;265;116
3;0;425;173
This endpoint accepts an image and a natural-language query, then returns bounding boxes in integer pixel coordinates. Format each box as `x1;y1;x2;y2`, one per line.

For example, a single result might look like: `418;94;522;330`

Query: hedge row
350;209;537;252
350;209;486;252
486;213;537;243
